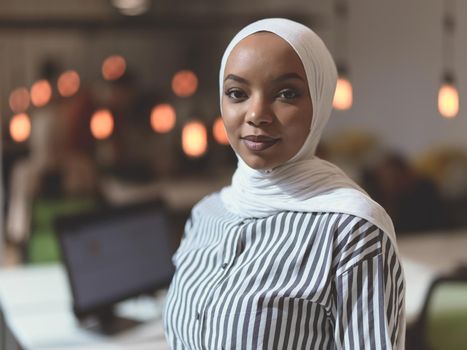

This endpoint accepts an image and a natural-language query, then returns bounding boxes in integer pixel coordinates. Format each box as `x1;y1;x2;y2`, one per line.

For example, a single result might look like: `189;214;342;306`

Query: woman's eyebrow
224;72;305;84
224;74;249;84
273;72;306;83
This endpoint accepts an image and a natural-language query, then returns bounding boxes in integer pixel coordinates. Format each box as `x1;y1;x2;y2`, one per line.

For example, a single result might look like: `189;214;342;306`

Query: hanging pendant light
150;103;176;133
9;87;30;113
30;79;52;107
182;120;207;158
334;65;353;110
438;0;459;119
9;113;31;142
438;73;459;118
171;70;198;98
90;109;114;140
57;70;80;97
333;0;353;111
213;117;229;145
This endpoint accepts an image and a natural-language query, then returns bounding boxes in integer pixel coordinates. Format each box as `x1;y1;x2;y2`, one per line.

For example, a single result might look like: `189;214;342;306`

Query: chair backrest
406;266;467;350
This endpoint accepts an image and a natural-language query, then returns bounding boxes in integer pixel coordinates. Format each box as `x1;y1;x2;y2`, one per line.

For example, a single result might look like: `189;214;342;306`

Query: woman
164;18;405;349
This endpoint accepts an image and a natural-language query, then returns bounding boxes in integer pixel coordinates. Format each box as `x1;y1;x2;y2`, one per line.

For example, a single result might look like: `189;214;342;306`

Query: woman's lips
241;135;279;151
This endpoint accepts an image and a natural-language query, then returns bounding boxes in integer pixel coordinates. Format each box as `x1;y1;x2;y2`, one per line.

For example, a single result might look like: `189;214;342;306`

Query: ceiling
0;0;323;33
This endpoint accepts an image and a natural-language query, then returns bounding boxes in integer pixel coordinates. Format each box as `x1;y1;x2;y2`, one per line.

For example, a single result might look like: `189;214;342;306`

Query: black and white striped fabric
163;193;405;349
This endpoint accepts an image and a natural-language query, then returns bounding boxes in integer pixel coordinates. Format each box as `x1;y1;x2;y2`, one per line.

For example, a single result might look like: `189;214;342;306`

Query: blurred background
1;0;467;349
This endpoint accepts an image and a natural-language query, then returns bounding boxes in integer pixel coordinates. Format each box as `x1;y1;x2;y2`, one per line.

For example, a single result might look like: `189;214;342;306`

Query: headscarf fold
219;18;398;251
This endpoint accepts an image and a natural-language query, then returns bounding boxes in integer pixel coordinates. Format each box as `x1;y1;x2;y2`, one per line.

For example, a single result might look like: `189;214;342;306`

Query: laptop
55;200;176;333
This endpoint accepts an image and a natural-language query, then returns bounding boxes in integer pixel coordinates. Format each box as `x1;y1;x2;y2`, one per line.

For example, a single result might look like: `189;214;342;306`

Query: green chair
407;266;467;350
27;196;99;264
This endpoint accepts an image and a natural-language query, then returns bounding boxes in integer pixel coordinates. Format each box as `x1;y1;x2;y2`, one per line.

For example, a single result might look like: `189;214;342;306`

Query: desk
0;264;170;350
100;174;232;211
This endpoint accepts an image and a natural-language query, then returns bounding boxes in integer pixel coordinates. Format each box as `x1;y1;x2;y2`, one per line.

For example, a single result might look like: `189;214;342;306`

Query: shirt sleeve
333;228;405;350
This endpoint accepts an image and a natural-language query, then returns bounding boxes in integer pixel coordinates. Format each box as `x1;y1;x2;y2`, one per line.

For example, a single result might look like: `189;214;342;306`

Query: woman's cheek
222;108;243;134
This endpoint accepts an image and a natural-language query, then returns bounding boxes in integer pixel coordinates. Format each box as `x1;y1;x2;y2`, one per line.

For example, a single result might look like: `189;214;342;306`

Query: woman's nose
245;96;274;126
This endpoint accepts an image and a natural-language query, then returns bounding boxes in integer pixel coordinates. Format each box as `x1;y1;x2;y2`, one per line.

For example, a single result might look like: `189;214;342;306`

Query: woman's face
222;32;313;170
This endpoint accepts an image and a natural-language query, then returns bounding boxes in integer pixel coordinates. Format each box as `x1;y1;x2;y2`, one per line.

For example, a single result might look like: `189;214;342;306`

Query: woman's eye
278;89;300;100
225;89;247;101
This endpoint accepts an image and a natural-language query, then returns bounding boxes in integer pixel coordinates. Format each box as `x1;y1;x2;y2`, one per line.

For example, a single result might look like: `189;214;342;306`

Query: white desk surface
0;264;170;350
1;230;467;349
398;229;467;324
100;174;232;211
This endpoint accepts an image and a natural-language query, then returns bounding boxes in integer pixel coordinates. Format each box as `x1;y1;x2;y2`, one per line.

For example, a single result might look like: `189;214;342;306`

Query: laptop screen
56;201;176;317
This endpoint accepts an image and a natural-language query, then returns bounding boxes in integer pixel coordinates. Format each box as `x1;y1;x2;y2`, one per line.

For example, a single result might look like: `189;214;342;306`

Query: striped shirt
163;193;405;349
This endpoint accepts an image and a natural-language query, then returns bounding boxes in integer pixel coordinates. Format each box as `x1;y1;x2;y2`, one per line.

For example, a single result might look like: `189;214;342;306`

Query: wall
1;0;466;157
322;0;467;158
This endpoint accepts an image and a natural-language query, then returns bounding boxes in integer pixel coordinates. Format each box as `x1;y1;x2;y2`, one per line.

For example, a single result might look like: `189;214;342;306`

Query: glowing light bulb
58;70;80;97
333;77;353;110
90;109;114;140
10;113;31;142
30;80;52;107
171;70;198;97
102;55;126;81
182;120;207;157
438;82;459;118
150;103;176;133
213;117;229;145
9;87;30;113
111;0;150;15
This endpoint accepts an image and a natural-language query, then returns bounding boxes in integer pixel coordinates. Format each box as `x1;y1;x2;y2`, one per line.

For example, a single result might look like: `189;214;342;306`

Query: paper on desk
402;257;437;325
25;318;169;350
35;340;170;350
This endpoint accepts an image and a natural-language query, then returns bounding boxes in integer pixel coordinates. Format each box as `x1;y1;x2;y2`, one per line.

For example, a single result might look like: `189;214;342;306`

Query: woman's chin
241;155;282;171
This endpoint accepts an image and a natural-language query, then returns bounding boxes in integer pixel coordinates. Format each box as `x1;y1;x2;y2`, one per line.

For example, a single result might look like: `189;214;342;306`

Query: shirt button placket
220;220;243;271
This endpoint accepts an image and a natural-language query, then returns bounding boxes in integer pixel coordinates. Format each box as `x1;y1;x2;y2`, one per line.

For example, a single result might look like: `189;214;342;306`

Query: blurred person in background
6;59;97;244
163;18;405;349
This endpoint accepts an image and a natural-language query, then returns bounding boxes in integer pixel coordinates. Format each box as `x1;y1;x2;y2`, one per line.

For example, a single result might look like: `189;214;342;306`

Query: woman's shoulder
192;191;222;211
191;191;239;221
326;212;400;275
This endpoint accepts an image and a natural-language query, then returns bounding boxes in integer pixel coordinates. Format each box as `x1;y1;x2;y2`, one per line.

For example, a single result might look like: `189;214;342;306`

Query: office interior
1;0;467;349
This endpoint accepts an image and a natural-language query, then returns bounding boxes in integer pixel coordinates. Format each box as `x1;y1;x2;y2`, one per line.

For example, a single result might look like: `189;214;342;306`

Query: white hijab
219;18;397;250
